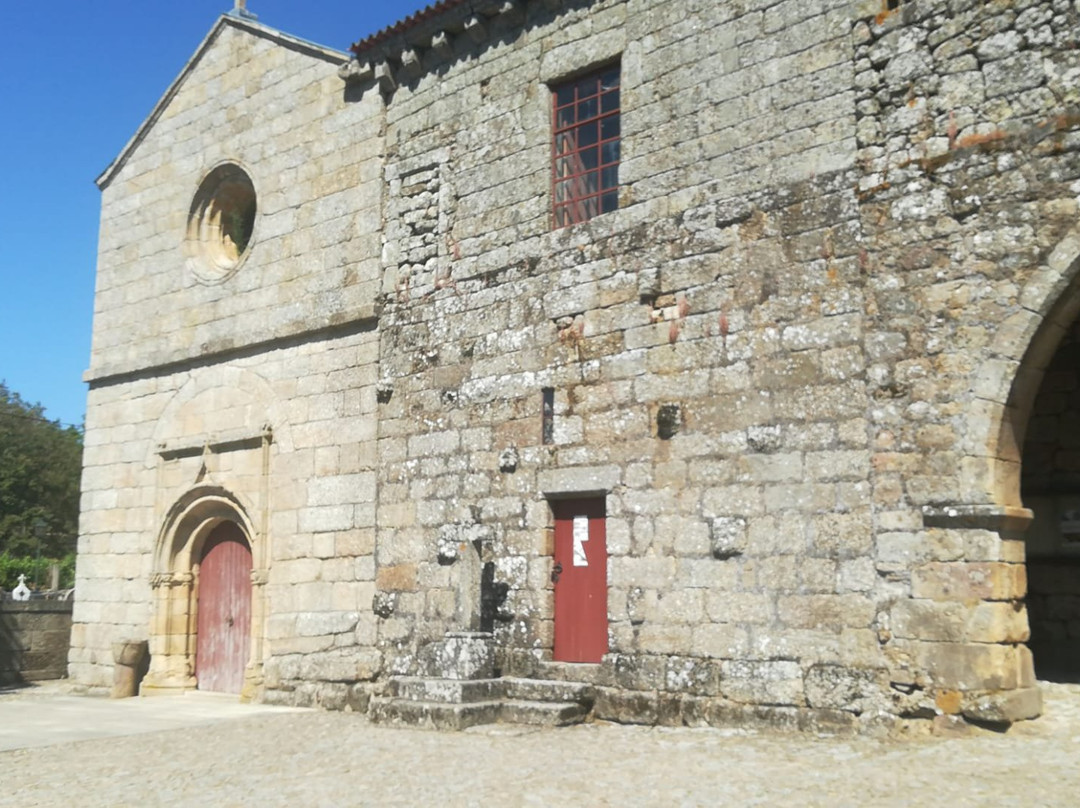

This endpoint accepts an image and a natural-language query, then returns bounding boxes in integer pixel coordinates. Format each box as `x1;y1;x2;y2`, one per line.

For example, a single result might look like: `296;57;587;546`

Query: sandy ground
1;681;1078;807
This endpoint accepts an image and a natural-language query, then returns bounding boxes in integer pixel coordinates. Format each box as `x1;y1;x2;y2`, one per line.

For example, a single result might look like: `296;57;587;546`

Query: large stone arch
909;224;1080;724
142;485;267;699
964;223;1080;510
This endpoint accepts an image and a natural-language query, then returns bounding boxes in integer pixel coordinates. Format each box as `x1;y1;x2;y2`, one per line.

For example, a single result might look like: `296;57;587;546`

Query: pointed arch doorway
143;486;267;699
195;521;252;694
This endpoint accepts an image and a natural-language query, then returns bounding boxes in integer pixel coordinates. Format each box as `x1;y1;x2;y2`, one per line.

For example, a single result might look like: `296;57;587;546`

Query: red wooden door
196;522;252;694
552;498;608;663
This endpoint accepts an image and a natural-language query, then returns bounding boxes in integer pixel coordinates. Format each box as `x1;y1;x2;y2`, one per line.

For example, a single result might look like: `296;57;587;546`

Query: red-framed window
551;64;621;229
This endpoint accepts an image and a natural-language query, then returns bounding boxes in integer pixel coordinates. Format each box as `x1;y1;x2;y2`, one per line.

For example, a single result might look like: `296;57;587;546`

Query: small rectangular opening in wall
657;403;681;440
542;387;555;445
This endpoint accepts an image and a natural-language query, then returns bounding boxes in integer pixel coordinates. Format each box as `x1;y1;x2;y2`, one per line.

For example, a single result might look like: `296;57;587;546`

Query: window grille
551;64;621;228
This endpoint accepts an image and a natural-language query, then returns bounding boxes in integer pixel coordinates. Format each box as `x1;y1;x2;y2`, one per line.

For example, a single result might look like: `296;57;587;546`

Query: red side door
196;522;252;694
552;497;608;663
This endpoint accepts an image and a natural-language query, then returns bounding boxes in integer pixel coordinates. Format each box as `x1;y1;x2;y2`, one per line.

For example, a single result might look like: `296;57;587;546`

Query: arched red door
196;522;252;694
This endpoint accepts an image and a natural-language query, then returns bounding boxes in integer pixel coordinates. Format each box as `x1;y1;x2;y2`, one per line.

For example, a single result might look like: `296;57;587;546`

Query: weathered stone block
376;564;418;592
664;656;722;696
295;611;358;638
891;598;966;643
721;660;804;707
915;641;1024;692
692;623;749;659
803;664;881;713
709;516;747;559
609;652;667;691
961;686;1042;724
911;562;1027;602
593;687;659;725
811;511;873;558
983;52;1045;98
417;632;495;680
965;601;1030;644
778;594;876;631
654;589;705;624
637;623;693;655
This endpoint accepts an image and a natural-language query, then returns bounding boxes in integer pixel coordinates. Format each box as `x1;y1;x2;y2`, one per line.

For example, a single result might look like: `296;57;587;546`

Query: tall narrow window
541;387;555;445
551;63;621;228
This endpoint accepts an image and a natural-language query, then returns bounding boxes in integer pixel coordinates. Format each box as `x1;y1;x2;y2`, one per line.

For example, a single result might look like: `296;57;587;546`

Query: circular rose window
186;164;257;282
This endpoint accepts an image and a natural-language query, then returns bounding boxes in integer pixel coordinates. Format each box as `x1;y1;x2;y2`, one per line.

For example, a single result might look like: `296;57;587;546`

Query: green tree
0;382;83;559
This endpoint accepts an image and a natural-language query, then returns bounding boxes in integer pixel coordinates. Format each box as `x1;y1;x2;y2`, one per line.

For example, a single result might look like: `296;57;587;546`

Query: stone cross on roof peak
230;0;258;20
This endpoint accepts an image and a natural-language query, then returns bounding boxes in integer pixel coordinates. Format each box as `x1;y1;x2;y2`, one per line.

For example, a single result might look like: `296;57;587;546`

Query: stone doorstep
383;675;596;705
368;696;503;731
500;676;596;706
370;675;596;730
529;660;604;683
368;695;589;730
388;676;502;703
500;699;590;727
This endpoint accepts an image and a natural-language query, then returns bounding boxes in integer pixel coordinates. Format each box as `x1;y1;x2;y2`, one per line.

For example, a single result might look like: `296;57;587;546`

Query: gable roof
96;13;347;191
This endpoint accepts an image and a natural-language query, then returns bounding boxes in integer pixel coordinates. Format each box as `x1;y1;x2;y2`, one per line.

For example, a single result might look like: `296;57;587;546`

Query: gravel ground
2;683;1079;807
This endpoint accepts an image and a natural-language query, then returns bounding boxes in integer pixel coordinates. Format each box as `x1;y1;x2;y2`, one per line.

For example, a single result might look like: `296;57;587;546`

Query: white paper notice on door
572;515;589;567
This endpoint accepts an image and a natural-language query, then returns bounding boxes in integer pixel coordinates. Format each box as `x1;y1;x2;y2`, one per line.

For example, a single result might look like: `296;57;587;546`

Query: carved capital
151;571;195;588
150;572;172;589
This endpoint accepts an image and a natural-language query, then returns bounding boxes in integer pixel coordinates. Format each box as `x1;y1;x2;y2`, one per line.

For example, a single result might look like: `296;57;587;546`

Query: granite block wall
72;0;1080;727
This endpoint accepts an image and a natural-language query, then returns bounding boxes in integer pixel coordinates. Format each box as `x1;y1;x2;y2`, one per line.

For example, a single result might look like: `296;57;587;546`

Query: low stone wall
0;601;74;685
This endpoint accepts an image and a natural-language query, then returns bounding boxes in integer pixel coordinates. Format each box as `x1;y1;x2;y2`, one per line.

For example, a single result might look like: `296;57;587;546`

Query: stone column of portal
241;567;269;701
896;506;1041;725
141;572;198;694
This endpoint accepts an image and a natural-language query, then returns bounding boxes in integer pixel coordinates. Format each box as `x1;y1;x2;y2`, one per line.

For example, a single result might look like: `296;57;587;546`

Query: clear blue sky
0;0;431;428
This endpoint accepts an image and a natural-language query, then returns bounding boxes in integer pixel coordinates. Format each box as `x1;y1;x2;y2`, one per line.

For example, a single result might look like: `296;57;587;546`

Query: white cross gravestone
12;574;31;601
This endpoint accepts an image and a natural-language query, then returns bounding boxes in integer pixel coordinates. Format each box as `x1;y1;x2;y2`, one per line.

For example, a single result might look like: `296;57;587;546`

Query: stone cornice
84;305;378;388
340;0;571;89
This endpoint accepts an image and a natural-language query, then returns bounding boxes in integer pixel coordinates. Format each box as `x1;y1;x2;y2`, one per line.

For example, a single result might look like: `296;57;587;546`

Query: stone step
500;699;590;727
530;660;603;684
501;676;595;706
368;696;502;731
370;676;597;731
388;676;502;704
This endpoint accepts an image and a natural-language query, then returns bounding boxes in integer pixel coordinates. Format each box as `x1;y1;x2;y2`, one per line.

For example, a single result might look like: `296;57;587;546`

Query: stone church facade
72;0;1080;731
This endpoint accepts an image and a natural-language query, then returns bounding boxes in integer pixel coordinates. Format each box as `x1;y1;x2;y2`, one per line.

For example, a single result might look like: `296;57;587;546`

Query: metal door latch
551;562;563;584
